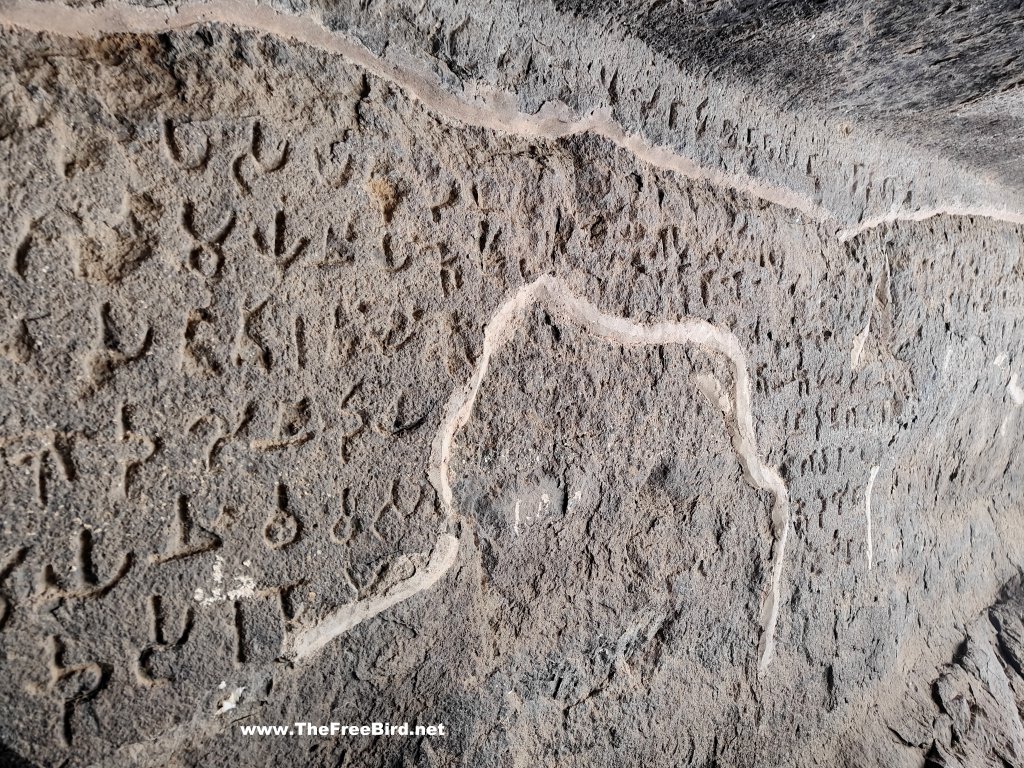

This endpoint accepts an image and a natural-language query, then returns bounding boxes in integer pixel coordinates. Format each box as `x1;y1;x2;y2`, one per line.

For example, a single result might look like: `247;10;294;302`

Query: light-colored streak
865;465;880;570
287;533;459;660
850;321;870;371
3;0;1022;237
0;0;826;223
428;275;791;673
1008;373;1024;406
837;206;1024;242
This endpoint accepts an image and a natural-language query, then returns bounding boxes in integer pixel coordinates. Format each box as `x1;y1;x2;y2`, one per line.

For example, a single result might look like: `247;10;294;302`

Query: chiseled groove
428;275;791;673
3;0;1021;236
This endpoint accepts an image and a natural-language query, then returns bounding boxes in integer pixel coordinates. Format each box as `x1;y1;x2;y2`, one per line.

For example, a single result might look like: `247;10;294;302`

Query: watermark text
240;722;446;737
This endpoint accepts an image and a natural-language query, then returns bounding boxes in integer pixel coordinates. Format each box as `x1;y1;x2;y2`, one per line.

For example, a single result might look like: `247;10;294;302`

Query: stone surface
0;1;1022;766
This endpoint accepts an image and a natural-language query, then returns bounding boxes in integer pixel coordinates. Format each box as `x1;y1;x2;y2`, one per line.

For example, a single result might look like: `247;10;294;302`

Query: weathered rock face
0;2;1021;767
556;0;1024;193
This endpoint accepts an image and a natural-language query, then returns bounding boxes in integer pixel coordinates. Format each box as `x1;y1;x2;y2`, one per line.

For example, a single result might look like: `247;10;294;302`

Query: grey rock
0;1;1021;766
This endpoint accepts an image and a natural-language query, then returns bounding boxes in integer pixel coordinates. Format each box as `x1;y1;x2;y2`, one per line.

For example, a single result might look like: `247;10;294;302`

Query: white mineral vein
3;0;1023;238
865;465;880;571
428;275;791;673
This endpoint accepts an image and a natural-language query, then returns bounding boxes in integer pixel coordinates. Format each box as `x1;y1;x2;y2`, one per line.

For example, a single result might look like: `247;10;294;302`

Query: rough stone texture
0;2;1022;767
556;0;1024;192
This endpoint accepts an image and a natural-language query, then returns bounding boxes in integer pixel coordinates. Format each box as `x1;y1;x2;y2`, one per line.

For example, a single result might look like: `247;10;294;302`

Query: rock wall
0;2;1022;766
